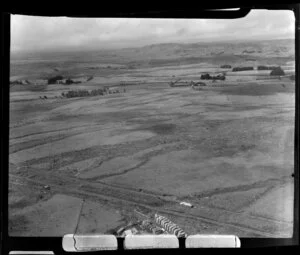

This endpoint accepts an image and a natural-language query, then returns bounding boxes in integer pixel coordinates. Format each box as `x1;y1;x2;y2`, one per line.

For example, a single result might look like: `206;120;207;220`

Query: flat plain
9;39;295;237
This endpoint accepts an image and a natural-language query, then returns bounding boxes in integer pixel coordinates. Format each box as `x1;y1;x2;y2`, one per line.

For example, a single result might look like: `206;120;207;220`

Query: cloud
10;10;295;52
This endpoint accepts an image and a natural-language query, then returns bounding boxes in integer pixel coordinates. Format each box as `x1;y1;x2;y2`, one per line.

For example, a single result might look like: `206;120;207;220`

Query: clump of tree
90;89;104;96
64;90;83;98
65;78;74;85
220;65;231;69
61;88;121;99
200;73;211;80
48;75;63;84
270;67;285;76
200;73;225;80
232;66;254;72
257;65;278;71
63;89;91;98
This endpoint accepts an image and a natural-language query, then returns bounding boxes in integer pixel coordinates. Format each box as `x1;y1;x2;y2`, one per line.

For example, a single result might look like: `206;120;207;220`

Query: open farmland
9;39;295;238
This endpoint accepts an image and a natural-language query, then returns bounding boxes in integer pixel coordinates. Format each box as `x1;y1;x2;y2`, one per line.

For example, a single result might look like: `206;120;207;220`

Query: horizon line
10;37;294;55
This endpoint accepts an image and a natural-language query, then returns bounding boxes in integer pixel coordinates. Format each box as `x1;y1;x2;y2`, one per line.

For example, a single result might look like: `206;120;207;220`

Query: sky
11;10;295;52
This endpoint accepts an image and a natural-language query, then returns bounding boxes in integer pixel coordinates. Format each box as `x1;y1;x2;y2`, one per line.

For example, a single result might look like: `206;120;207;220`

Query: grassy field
9;39;295;238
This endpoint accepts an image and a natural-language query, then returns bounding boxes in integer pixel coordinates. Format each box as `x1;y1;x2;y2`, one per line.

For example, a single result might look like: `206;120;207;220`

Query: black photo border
1;3;299;254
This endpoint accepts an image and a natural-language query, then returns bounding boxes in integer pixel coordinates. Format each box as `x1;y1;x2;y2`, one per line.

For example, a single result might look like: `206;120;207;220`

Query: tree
201;73;211;80
65;78;74;85
232;66;253;72
270;67;285;76
220;65;231;69
48;75;63;84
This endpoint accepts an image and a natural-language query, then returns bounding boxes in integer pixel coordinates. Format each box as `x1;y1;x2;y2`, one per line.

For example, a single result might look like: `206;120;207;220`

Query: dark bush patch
61;88;117;98
48;75;63;84
220;65;231;69
232;66;254;72
270;67;285;76
65;78;74;85
200;73;225;80
148;123;176;135
257;65;278;71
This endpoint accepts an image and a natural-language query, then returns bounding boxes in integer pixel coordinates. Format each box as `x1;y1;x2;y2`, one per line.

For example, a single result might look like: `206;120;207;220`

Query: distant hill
10;38;294;79
117;38;294;59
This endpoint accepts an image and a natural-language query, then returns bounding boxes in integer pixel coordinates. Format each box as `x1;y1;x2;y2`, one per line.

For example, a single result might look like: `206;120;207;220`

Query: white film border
9;252;54;255
62;234;240;251
124;235;179;249
186;235;241;248
62;234;118;251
